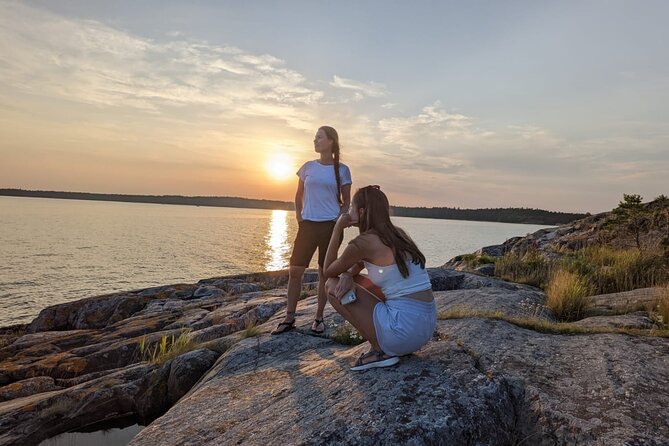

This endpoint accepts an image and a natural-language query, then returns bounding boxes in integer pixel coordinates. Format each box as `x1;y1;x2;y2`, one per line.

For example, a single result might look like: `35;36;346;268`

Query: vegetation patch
438;308;669;338
240;322;262;339
0;327;26;349
561;246;668;294
456;253;497;268
138;329;199;365
495;249;552;288
546;270;591;322
330;322;365;346
494;194;669;300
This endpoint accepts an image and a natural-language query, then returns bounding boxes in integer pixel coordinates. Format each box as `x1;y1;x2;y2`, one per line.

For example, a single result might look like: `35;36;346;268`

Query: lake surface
0;196;548;326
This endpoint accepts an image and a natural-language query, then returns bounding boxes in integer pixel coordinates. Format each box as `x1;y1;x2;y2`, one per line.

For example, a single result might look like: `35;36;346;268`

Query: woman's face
313;128;333;154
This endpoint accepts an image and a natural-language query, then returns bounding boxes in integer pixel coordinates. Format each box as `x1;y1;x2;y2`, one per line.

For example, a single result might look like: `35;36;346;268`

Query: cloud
368;101;669;209
330;75;388;101
378;102;480;151
0;2;324;129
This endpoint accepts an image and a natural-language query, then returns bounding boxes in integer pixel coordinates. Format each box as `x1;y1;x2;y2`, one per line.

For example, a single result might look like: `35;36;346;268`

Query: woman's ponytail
320;126;343;206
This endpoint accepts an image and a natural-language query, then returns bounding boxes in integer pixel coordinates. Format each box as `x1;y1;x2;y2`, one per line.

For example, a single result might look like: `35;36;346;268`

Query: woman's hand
335;273;355;298
336;213;354;229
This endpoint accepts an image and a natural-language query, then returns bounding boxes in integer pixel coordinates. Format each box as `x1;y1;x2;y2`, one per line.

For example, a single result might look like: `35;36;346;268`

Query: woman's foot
271;311;296;335
311;318;325;334
350;349;399;371
271;319;295;335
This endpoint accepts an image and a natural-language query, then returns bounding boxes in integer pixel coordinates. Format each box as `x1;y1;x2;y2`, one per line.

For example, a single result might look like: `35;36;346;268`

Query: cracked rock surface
1;268;668;446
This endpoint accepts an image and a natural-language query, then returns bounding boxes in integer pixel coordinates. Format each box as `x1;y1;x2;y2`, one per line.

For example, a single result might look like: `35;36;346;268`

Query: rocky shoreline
1;226;669;445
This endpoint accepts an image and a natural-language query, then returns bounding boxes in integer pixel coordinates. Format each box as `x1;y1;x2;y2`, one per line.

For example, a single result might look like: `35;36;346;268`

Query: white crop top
363;259;432;299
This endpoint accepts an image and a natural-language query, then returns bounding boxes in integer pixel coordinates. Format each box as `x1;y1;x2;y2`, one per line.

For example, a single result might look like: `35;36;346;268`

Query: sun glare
266;154;294;180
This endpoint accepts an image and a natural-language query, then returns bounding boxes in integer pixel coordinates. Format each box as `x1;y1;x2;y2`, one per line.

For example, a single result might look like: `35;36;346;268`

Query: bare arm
340;184;351;215
324;215;365;278
294;179;304;222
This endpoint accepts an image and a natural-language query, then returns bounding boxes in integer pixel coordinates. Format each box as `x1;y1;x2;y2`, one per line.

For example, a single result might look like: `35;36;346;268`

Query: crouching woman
323;185;436;371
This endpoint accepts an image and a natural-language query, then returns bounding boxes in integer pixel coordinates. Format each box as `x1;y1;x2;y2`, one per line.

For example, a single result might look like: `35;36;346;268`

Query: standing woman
271;126;352;335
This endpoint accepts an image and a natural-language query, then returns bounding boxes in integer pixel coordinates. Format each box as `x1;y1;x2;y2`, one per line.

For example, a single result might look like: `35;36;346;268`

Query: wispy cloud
0;2;324;129
330;75;388;101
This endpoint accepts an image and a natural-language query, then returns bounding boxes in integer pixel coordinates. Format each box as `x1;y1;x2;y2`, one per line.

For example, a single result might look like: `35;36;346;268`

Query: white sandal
350;349;399;371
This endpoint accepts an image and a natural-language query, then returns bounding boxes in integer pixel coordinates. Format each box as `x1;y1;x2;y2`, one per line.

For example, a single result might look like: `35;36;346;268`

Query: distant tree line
1;188;588;225
0;189;293;211
390;206;587;225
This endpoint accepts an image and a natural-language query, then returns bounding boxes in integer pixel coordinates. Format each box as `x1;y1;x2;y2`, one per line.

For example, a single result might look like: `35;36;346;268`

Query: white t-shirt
297;160;352;222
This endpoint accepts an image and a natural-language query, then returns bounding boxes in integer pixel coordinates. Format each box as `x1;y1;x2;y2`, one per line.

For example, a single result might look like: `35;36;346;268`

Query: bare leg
325;277;381;351
284;265;306;322
311;267;327;332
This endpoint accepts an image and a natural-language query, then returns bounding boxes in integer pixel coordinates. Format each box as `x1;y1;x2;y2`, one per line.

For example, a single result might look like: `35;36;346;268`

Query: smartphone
340;289;357;305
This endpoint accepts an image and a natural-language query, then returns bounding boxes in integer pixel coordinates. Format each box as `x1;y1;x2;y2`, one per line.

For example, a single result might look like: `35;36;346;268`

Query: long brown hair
354;185;426;277
319;125;342;205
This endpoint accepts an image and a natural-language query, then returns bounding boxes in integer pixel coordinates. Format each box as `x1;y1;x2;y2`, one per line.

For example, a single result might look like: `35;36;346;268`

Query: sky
0;1;667;213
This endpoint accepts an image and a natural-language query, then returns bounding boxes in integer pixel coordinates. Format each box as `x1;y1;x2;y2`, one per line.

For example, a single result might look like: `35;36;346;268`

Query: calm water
0;196;547;326
38;423;143;446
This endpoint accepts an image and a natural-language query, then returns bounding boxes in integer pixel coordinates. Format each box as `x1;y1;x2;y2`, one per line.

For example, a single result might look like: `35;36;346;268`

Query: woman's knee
288;266;305;283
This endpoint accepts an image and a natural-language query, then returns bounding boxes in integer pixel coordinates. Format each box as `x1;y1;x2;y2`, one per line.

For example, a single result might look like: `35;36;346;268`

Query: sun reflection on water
265;210;290;271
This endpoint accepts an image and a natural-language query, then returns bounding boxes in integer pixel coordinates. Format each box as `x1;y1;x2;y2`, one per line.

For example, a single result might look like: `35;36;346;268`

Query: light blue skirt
372;297;437;356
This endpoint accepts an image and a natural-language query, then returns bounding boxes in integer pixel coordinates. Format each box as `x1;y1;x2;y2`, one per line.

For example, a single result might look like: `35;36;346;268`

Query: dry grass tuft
138;329;198;364
546;270;592;322
240;322;262;339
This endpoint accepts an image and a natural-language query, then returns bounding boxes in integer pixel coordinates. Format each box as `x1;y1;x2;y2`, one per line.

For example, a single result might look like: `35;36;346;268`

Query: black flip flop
271;320;295;335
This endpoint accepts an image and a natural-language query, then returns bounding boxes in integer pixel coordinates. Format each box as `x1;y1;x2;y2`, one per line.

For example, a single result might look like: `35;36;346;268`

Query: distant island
0;188;587;225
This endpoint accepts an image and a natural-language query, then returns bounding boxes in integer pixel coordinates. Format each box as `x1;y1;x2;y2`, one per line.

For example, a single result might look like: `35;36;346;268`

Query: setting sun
266;154;295;181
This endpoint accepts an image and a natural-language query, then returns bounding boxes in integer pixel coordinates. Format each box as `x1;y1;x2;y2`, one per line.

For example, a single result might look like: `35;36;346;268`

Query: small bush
330;322;365;346
546;270;591;321
457;253;497;268
478;255;497;265
456;253;474;261
495;251;552;288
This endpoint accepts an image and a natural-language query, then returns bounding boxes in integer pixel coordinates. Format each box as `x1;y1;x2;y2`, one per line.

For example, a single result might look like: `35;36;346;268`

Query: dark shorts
290;220;341;268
